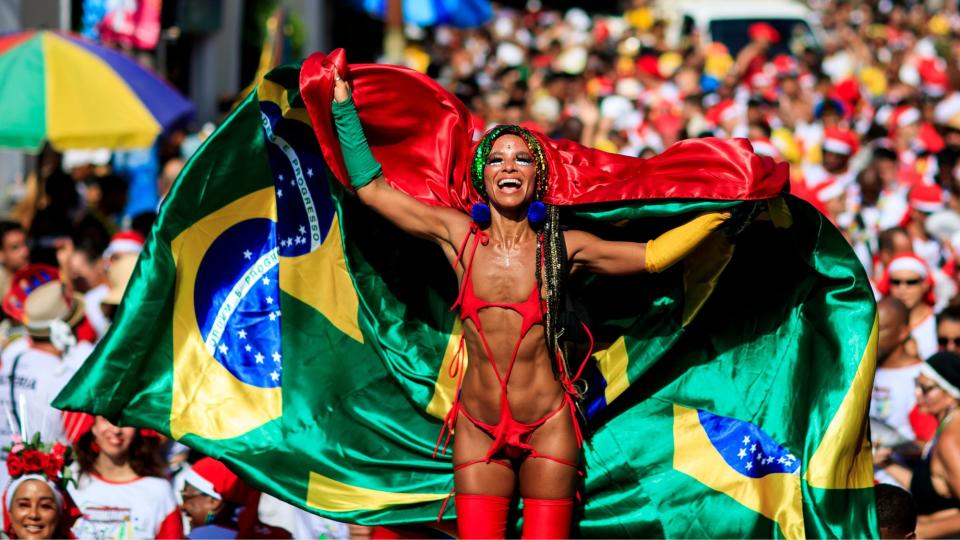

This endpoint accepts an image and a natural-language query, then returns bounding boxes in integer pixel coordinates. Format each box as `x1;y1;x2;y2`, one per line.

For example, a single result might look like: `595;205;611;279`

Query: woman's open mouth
497;178;522;194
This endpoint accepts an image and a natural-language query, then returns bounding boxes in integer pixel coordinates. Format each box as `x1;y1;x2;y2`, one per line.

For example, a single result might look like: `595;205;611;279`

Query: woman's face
9;480;59;540
888;270;928;311
91;416;136;460
482;134;537;213
916;374;958;417
180;484;220;528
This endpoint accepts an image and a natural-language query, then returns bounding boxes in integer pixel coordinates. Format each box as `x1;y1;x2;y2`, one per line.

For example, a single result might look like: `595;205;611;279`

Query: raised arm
565;212;729;276
332;73;467;247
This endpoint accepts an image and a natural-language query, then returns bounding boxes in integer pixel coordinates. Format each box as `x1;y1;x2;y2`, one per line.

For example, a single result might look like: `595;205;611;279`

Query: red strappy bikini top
453;224;545;339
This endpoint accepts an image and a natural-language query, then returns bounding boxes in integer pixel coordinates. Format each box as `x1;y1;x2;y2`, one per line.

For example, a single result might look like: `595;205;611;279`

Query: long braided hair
470;125;570;380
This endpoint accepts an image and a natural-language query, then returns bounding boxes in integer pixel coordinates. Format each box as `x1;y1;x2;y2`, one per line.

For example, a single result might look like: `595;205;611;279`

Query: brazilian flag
54;58;878;538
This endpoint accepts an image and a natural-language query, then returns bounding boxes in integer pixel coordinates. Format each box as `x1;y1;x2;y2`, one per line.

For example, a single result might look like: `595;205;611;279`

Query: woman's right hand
333;69;350;103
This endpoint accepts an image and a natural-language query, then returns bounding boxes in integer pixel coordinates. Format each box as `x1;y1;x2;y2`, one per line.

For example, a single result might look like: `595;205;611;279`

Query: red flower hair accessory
4;435;73;486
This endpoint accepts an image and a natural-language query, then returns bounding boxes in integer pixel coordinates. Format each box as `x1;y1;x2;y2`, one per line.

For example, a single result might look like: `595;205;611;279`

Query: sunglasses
939;336;960;347
890;278;923;287
916;381;940;395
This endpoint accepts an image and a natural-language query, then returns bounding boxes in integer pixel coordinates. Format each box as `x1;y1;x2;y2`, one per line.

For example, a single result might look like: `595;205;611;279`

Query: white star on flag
238;330;247;339
279;174;284;180
269;313;277;321
272;351;281;363
266;296;274;305
298;225;306;234
262;277;270;286
243;250;252;260
742;436;750;445
218;344;228;354
277;189;283;198
749;443;757;453
745;462;753;471
737;448;746;459
255;352;265;364
245;344;252;352
777;456;786;464
270;371;280;382
307;168;314;177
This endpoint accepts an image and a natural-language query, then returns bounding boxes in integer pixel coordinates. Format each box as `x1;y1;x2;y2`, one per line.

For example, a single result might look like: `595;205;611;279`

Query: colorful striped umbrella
0;30;194;151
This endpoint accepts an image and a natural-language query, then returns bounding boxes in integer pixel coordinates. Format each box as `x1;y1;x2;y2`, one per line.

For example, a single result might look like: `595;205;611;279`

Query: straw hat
2;264;84;338
103;253;138;306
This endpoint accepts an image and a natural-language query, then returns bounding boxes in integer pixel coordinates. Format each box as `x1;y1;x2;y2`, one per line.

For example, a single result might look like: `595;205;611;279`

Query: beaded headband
471;125;549;201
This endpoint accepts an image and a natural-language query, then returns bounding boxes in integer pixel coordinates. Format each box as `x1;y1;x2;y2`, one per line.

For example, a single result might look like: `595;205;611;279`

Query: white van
654;0;823;57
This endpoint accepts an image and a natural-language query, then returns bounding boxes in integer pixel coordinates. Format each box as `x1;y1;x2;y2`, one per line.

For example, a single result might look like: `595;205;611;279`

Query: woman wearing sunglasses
879;254;937;361
878;352;960;538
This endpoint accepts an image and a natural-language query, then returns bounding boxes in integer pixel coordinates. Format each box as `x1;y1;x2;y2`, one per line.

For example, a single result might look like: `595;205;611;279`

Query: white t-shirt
912;314;938;362
871;363;922;441
0;341;91;488
68;473;183;540
84;283;110;340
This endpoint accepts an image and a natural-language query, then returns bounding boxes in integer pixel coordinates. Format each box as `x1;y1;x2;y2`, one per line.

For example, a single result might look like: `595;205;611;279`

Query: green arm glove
644;212;730;273
331;96;383;189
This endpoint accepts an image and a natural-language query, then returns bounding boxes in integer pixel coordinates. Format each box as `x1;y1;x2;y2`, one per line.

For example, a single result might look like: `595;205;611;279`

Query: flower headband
471;125;549;201
5;435;73;487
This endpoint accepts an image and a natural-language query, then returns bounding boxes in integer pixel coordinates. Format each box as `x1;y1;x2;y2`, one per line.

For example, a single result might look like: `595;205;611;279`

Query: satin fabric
300;49;790;210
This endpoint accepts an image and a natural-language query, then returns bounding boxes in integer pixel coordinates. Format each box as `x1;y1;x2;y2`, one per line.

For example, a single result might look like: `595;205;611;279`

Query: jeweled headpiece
471;125;549;201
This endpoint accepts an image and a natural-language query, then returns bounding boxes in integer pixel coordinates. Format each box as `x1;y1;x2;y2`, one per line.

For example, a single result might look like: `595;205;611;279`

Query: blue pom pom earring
471;203;491;227
527;201;546;228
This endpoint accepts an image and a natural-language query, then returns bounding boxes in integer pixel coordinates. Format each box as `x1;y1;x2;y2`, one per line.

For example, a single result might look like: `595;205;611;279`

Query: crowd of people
2;0;960;536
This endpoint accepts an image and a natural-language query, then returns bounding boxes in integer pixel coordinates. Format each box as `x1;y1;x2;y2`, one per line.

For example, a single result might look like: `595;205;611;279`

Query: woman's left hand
333;69;350;103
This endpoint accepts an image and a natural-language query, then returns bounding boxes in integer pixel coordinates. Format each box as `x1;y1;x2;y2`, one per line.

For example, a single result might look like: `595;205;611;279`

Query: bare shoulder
438;207;472;244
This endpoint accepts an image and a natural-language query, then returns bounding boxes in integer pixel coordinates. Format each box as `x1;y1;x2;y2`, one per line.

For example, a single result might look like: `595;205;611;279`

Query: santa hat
830;78;862;109
103;231;145;260
813;179;845;204
890;106;921;131
750;137;780;158
822;126;859;156
918;57;948;97
877;253;936;305
772;54;799;78
918;123;946;154
183;458;250;503
748;22;780;44
706;99;742;127
909;182;946;214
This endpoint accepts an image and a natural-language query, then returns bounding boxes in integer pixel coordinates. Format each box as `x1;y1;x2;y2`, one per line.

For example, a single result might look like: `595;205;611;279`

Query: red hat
890;106;921;130
748;22;781;44
636;54;662;79
750;137;780;158
918;57;948;97
103;230;145;260
706;99;742;127
877;253;935;305
772;54;799;77
822;126;860;156
829;78;862;108
918;123;946;154
813;179;845;203
183;458;250;503
909;182;945;214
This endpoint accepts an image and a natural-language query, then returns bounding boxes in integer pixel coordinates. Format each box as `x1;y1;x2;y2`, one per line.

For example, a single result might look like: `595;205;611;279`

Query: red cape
300;49;789;211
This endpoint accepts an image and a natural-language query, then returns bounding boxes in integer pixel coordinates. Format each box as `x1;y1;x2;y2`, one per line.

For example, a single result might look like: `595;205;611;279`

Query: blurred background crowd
4;0;960;537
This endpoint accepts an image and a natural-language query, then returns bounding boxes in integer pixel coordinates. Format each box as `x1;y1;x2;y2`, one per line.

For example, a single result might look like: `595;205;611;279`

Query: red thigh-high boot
455;494;511;539
521;498;573;539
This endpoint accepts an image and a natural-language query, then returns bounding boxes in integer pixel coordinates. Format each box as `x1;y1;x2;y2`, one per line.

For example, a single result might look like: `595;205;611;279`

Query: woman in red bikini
332;72;728;539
